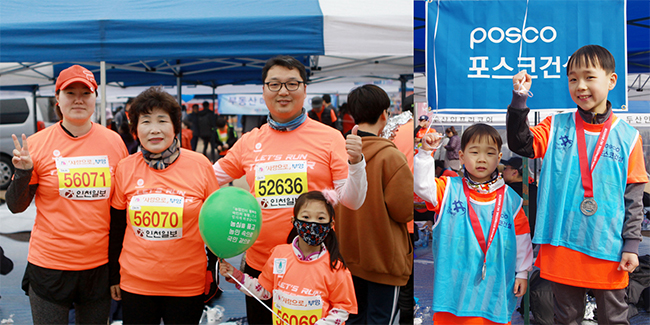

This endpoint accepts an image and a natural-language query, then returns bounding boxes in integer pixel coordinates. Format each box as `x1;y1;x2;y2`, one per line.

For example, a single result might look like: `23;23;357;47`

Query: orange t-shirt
258;244;357;323
530;114;648;289
111;149;219;296
27;122;128;270
181;128;193;150
218;118;349;270
393;119;414;233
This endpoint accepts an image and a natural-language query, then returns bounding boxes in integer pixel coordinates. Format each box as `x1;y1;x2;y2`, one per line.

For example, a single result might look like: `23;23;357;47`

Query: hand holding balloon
219;259;244;284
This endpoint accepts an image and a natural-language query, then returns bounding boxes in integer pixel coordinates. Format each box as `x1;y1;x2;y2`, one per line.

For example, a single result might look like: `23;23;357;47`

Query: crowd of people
3;44;649;325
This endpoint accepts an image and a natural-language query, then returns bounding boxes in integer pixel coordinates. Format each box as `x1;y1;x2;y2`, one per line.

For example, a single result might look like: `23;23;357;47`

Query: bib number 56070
132;210;179;228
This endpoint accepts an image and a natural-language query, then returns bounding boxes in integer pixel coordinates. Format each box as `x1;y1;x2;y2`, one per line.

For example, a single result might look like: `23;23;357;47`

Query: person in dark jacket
214;116;237;160
308;96;337;128
443;126;461;172
198;101;216;162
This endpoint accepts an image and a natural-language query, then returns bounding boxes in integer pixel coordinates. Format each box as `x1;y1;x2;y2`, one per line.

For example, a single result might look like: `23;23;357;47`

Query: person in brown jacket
336;84;414;324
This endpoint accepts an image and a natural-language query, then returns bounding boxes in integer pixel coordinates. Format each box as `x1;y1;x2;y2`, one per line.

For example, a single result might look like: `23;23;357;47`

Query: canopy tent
0;0;412;91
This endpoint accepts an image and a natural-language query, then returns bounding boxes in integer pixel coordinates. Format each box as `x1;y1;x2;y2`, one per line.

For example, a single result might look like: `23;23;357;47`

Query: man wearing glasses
212;56;367;324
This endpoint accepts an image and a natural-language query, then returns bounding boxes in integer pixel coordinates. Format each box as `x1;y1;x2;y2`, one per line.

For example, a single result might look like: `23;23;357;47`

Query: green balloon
199;187;262;259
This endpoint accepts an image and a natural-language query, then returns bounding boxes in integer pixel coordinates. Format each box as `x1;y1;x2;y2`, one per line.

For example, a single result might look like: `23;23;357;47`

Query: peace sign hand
12;134;33;170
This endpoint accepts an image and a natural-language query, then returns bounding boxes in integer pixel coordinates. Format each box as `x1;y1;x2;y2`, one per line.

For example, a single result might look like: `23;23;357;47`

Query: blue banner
218;94;337;115
427;0;627;111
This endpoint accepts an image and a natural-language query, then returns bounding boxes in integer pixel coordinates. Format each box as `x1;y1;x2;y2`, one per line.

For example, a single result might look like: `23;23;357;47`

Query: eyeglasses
264;81;304;92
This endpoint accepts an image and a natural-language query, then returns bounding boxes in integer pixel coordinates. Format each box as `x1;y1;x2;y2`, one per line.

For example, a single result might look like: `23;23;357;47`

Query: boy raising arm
506;44;648;325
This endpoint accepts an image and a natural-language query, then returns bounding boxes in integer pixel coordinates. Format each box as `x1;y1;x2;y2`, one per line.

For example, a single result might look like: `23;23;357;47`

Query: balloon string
226;272;290;325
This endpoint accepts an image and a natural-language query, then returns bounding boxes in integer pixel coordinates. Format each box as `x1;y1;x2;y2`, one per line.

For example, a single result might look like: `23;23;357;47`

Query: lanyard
574;112;613;198
462;181;505;280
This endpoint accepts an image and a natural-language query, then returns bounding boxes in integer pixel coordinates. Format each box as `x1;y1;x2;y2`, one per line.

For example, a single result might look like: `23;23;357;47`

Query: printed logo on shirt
55;155;111;200
450;199;466;216
498;212;512;229
254;142;262;152
255;160;308;209
602;144;624;163
274;258;287;274
53;150;61;157
555;126;574;151
136;179;145;188
272;290;322;325
128;193;184;241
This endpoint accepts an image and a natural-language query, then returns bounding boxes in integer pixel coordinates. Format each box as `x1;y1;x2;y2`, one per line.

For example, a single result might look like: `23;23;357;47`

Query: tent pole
32;86;38;133
212;85;216;114
177;76;182;107
400;75;407;110
100;61;106;127
177;75;182;143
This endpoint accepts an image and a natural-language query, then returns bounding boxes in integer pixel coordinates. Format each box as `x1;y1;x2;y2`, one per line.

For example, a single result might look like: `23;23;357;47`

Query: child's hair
347;84;391;125
460;123;502;151
182;118;191;129
292;191;347;271
566;44;615;75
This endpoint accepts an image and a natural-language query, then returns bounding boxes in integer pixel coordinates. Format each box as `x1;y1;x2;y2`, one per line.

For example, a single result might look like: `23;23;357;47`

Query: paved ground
413;232;650;325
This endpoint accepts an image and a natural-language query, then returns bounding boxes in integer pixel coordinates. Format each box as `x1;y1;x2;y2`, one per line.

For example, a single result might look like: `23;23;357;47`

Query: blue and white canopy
0;0;412;88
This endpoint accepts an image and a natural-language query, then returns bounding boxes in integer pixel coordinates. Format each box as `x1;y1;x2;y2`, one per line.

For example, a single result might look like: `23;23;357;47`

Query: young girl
413;123;534;325
220;190;357;325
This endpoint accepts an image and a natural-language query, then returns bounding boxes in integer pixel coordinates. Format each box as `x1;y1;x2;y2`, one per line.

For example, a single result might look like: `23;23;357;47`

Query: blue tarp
0;0;324;62
0;0;322;88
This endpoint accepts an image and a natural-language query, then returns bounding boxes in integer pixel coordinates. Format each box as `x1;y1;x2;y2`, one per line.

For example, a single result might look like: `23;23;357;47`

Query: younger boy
414;124;533;324
506;44;648;324
336;84;413;324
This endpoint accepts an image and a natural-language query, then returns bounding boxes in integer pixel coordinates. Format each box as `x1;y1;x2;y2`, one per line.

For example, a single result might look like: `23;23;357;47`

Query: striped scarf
141;138;180;170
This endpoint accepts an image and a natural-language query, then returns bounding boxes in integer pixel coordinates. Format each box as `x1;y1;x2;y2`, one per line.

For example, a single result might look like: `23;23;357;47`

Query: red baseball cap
55;65;97;92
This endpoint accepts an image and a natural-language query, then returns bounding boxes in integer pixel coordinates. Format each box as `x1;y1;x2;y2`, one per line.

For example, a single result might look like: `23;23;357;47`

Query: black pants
244;262;273;325
121;290;204;325
347;275;400;325
398;234;415;324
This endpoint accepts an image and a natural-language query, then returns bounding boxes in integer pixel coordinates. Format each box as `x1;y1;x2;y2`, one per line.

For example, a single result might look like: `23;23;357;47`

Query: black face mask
292;219;331;246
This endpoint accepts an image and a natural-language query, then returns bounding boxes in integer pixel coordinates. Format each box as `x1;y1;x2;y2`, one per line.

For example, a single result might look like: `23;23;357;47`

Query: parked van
0;92;54;190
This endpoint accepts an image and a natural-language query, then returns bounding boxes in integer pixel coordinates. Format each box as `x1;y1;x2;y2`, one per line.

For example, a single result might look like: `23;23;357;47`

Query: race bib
254;161;308;209
56;156;111;200
272;290;322;325
128;193;184;241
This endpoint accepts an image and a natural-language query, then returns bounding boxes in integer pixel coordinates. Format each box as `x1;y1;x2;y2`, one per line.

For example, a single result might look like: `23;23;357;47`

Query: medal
463;182;504;282
580;197;598;216
481;262;486;281
575;112;612;216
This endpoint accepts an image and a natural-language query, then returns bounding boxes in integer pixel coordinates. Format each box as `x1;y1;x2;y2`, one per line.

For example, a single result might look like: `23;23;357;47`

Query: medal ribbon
575;112;613;198
462;182;505;269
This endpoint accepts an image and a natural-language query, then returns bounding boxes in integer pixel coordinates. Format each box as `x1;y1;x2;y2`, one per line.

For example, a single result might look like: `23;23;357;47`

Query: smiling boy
506;45;648;324
414;124;533;324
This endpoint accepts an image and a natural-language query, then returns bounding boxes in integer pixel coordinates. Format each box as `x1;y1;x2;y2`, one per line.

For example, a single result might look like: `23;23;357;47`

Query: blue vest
535;113;637;262
432;177;523;323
